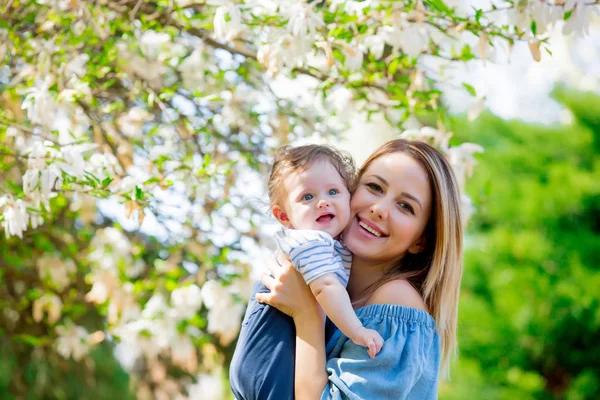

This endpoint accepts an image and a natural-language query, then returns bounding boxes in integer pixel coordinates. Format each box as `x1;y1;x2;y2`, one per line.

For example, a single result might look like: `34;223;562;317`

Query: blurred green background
439;88;600;400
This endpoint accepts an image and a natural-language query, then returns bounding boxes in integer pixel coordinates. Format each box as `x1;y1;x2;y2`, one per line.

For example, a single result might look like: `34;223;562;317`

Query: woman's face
342;152;432;266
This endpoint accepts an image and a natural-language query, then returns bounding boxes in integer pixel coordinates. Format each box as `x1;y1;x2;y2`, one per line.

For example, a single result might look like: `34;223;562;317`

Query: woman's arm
256;259;330;400
293;304;328;400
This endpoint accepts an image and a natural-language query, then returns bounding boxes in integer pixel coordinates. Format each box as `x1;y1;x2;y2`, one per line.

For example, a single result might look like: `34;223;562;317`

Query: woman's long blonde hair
353;139;463;374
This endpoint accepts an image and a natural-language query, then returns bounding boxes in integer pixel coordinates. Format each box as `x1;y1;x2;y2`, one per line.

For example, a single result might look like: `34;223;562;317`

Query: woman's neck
346;257;387;302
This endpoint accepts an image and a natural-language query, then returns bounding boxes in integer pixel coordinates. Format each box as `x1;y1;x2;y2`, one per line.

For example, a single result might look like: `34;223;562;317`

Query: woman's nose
370;203;387;220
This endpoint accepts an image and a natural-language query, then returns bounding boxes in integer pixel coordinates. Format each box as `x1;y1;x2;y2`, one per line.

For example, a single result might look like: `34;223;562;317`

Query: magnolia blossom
117;107;154;138
343;44;364;72
171;284;203;319
0;197;29;239
286;2;325;39
213;4;243;41
446;143;485;192
139;30;171;61
85;269;120;304
468;96;486;121
20;77;56;128
55;324;90;361
171;328;200;372
186;369;225;400
178;48;206;90
257;44;283;78
64;53;90;77
363;34;385;59
37;254;76;291
563;1;600;37
379;22;429;58
400;127;452;151
200;279;246;346
32;293;63;325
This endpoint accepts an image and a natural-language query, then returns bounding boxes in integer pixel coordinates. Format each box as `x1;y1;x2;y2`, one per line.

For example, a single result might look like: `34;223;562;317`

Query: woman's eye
366;182;383;193
328;189;338;196
302;194;313;201
398;202;415;214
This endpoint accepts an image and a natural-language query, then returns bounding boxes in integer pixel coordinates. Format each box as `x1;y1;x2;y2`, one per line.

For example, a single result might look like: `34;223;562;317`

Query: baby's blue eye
328;189;338;196
302;194;314;201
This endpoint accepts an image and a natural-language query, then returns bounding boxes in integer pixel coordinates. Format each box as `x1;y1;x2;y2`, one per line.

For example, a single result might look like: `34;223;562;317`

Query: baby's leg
230;280;295;400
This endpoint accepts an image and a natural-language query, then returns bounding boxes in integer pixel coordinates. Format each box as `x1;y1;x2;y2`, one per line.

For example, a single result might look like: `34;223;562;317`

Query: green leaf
531;20;537;36
564;10;573;21
135;186;143;200
102;177;113;188
427;0;450;13
388;58;400;77
462;83;477;96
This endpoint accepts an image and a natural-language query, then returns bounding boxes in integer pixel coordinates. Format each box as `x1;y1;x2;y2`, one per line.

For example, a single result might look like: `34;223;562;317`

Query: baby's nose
318;199;330;208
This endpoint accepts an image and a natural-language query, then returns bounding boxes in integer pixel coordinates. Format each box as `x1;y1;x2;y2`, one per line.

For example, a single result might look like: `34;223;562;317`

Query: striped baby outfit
274;228;352;287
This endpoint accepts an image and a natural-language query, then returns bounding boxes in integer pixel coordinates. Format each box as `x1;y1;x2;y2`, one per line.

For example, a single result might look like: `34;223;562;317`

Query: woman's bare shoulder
365;280;428;312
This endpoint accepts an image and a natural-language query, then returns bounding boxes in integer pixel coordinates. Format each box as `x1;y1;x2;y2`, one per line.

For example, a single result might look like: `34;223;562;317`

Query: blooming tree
0;0;597;397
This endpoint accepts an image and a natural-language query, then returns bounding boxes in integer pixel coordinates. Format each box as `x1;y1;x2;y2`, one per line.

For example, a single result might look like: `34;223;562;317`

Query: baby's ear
272;205;292;228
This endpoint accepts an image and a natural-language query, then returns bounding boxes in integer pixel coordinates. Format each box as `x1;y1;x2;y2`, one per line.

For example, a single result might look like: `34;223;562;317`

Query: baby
268;144;383;358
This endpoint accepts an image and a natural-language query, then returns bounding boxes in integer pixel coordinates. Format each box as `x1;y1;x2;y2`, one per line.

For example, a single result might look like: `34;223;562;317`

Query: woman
230;139;463;399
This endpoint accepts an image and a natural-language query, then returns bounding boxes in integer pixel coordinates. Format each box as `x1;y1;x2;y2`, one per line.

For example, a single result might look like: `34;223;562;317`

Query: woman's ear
272;205;293;228
408;236;426;255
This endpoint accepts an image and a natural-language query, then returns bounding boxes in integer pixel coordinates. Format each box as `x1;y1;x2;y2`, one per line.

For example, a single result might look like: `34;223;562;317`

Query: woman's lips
356;216;386;237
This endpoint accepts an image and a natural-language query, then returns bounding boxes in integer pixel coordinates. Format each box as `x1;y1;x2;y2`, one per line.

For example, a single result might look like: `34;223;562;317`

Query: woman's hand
255;257;321;321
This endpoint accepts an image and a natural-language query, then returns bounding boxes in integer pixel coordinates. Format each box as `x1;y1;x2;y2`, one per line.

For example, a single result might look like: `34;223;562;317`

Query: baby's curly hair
268;144;356;208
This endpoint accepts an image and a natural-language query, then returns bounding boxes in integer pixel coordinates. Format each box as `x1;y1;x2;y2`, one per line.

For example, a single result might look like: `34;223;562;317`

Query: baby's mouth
316;214;335;222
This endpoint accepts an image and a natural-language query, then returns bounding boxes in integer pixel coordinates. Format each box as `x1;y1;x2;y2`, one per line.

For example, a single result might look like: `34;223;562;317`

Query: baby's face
280;159;351;238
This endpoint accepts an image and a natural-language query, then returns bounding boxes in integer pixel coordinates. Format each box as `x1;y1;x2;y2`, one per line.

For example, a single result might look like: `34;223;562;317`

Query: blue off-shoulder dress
230;281;441;400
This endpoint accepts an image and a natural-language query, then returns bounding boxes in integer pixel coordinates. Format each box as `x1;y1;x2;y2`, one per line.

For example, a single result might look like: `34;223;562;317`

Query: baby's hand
351;326;384;358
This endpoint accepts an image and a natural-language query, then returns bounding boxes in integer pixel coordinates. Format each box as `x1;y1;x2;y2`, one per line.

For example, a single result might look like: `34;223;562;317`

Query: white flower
64;53;90;77
467;96;486;121
32;293;63;325
37;255;76;291
85;269;120;304
140;30;171;60
57;143;98;178
328;86;354;114
563;2;599;37
26;140;53;170
461;194;476;226
178;48;206;89
399;23;429;58
113;176;139;198
20;77;57;127
113;319;161;363
106;283;139;325
55;324;89;362
187;369;225;400
201;279;245;345
142;293;170;319
257;44;283;78
117;107;154;138
446;143;484;191
213;4;243;41
364;34;385;59
171;284;203;319
171;333;198;372
1;198;29;239
286;2;325;39
343;44;364;72
149;140;176;160
400;126;452;150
